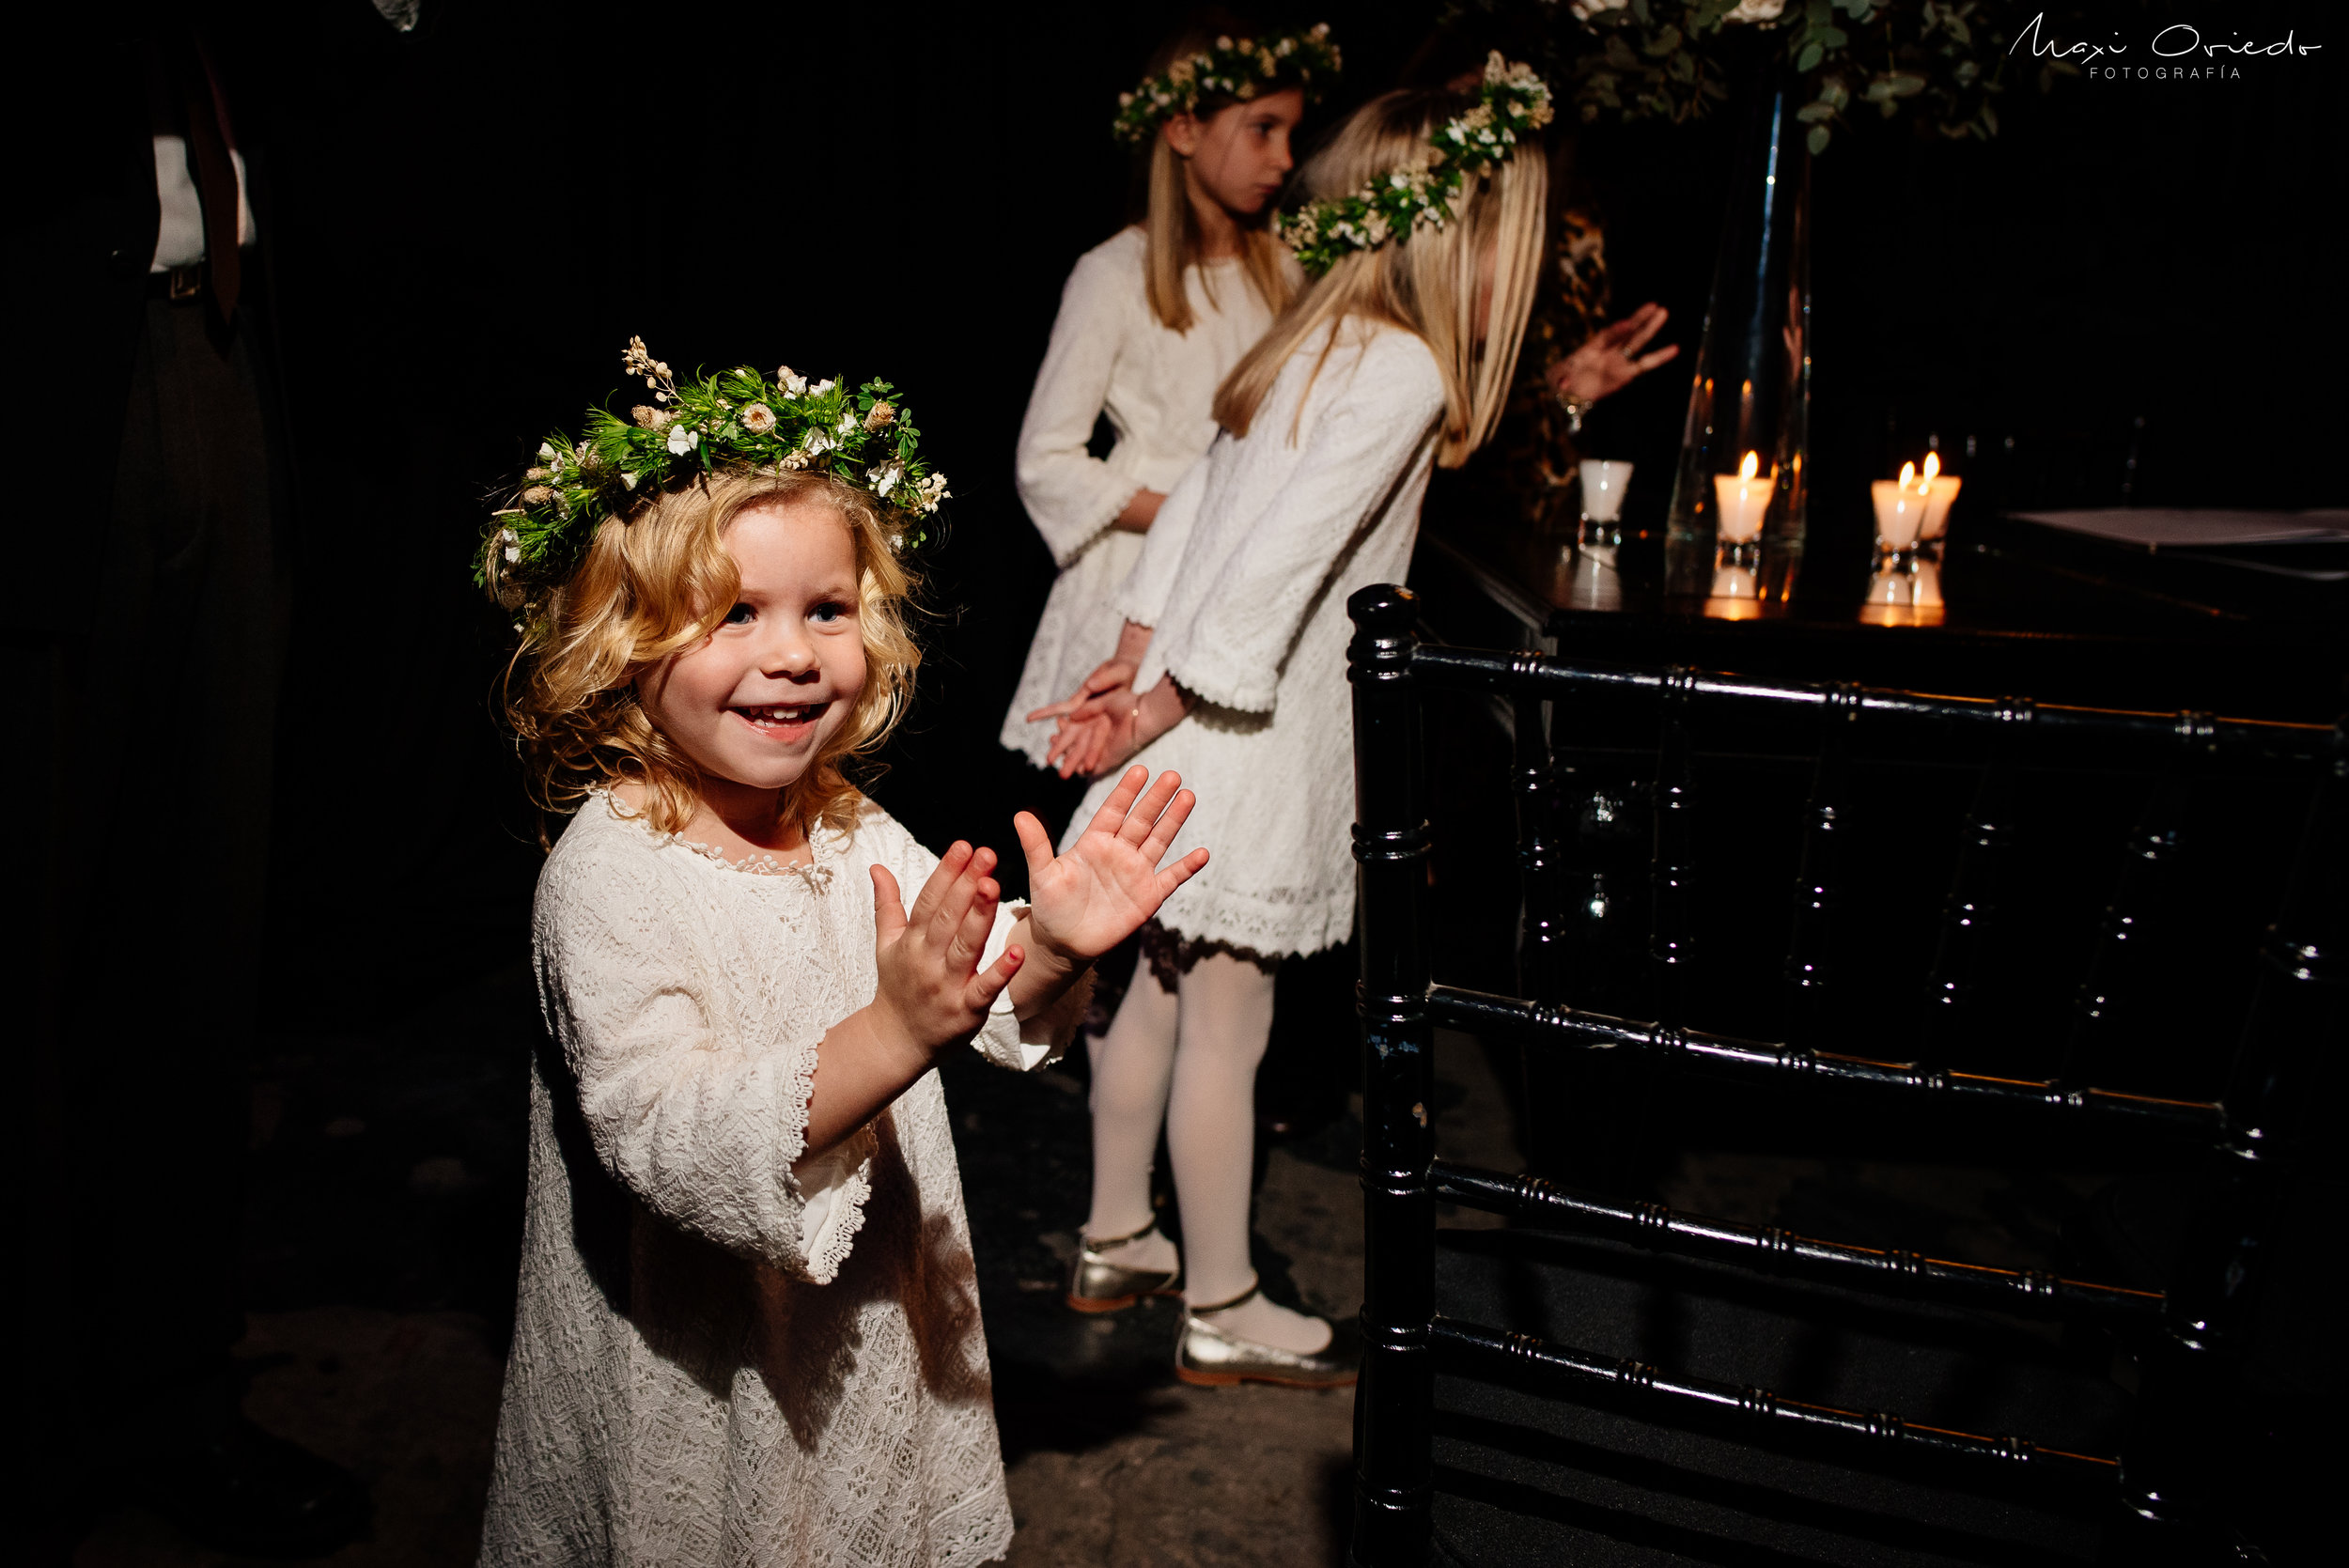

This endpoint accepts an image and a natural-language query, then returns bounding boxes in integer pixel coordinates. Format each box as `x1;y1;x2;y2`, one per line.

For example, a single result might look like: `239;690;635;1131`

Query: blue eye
810;600;850;624
723;603;754;625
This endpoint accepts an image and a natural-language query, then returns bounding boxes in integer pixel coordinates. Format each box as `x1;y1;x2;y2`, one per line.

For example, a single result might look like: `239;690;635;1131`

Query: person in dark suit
13;5;395;1556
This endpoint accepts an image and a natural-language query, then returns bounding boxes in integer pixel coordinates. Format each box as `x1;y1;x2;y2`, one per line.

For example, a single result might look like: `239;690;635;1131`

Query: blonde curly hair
499;469;920;844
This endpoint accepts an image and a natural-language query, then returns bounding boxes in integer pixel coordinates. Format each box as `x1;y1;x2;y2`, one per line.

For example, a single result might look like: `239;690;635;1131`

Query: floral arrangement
1113;23;1342;144
1556;0;2010;153
1277;54;1554;277
479;338;948;602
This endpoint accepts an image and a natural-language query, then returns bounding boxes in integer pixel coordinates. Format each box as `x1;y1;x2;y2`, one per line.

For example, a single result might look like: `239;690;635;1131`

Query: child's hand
1023;656;1138;728
867;843;1024;1061
1016;768;1209;968
1046;706;1135;780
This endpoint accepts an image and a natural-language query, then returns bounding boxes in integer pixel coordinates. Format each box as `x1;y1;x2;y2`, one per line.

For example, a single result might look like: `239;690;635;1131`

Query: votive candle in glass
1870;462;1929;551
1711;450;1776;544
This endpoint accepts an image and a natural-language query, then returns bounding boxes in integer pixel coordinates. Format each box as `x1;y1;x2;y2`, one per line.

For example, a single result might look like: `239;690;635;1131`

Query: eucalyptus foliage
1530;0;2018;153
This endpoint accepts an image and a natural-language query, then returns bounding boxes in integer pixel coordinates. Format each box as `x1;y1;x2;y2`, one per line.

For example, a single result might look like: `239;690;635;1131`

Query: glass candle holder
1577;459;1633;553
1870;478;1929;566
1920;474;1962;551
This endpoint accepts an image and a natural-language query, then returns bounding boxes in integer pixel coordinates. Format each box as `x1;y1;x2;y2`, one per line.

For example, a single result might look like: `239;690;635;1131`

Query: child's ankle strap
1081;1219;1160;1250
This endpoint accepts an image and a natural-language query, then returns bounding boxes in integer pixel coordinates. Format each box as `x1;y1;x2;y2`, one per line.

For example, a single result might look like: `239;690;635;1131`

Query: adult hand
1018;768;1208;968
1547;303;1679;406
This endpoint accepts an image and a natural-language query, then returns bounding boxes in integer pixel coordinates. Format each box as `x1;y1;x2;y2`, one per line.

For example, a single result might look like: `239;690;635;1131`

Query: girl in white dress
473;349;1208;1567
999;23;1338;772
1030;61;1558;1385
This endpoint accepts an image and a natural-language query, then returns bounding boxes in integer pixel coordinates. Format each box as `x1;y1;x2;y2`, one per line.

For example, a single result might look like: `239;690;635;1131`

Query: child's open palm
1017;767;1209;966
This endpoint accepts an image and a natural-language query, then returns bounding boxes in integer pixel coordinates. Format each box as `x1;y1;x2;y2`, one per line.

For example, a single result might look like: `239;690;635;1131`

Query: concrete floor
70;957;1521;1568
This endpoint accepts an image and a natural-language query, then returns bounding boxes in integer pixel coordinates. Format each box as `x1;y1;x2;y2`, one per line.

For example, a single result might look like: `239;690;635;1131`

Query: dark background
70;0;2342;1042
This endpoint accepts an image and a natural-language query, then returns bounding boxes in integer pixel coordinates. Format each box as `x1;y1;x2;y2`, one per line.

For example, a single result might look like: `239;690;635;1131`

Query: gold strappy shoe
1174;1280;1360;1389
1066;1220;1183;1313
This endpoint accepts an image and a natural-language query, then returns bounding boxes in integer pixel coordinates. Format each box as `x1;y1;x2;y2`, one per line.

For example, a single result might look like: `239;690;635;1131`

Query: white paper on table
2011;509;2349;550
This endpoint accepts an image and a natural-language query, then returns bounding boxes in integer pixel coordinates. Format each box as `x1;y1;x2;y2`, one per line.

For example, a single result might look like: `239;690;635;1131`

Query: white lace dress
999;226;1282;768
480;793;1056;1568
1062;319;1446;957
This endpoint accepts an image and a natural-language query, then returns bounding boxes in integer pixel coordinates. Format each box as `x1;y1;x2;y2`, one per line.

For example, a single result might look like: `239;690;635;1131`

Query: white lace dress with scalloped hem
479;792;1058;1568
1061;318;1447;958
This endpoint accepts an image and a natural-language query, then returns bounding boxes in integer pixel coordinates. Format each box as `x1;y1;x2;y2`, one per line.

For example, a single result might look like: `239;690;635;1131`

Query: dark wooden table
1411;497;2347;723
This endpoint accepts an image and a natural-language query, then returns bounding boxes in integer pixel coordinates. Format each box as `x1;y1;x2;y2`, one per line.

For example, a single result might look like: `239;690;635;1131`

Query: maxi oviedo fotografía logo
2013;10;2323;82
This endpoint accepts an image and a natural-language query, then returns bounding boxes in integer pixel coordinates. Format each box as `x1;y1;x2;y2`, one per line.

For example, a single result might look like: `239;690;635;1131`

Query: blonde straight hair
1139;28;1296;334
1211;87;1548;468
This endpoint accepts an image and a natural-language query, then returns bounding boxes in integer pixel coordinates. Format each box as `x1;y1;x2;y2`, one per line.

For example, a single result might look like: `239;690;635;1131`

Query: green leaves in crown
481;337;950;593
1278;54;1554;278
1112;23;1342;144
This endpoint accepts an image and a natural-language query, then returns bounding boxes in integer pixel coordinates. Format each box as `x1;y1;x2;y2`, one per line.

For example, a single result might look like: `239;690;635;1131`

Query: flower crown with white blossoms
479;338;950;602
1112;23;1342;144
1277;54;1554;277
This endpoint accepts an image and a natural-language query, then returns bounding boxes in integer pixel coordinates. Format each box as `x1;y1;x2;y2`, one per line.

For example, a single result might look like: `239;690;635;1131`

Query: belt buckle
167;263;203;302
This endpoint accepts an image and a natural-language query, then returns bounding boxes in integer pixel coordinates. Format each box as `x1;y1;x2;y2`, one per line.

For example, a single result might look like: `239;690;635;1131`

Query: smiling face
635;497;868;810
1174;87;1304;216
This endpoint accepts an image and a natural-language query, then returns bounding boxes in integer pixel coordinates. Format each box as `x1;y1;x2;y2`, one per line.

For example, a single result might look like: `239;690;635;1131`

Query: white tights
1083;949;1331;1354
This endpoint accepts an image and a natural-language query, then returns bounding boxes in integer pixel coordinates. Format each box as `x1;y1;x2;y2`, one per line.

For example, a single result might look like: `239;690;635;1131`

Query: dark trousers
35;292;286;1441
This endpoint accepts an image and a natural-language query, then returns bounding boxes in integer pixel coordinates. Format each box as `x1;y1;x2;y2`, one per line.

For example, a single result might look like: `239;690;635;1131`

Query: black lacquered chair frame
1344;582;2343;1567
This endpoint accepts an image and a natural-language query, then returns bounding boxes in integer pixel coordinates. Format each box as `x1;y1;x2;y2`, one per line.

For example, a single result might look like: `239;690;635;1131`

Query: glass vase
1664;70;1812;601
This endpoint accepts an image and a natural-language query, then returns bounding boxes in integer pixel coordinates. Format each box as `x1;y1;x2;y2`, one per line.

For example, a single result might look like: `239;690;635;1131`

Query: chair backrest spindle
1923;698;2034;1063
2061;722;2206;1082
1512;674;1566;1005
1649;668;1698;1023
1785;682;1859;1044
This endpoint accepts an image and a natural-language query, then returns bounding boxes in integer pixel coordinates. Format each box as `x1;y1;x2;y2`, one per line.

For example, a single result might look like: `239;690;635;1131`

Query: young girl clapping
1000;21;1337;777
475;347;1206;1566
1032;61;1558;1386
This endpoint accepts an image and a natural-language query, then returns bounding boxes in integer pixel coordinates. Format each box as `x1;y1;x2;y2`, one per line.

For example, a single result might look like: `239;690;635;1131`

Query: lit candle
1711;450;1776;543
1918;451;1963;540
1870;461;1929;549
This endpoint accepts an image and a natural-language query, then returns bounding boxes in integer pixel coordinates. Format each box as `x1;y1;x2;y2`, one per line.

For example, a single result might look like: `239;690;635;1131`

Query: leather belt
146;261;208;303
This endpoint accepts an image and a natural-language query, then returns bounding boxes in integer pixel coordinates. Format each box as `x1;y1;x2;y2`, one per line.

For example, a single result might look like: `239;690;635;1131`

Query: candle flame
1921;452;1941;483
1898;461;1917;489
1740;450;1760;481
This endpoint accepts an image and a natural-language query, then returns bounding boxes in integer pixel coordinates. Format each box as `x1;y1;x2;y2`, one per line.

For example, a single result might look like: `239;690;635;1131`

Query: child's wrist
861;997;940;1071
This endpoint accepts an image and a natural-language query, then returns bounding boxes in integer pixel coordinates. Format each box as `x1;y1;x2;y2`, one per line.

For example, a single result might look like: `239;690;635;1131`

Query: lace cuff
790;1128;875;1285
972;902;1066;1072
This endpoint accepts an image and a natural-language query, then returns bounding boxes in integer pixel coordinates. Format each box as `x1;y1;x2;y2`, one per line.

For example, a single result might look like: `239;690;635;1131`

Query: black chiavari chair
1345;583;2343;1566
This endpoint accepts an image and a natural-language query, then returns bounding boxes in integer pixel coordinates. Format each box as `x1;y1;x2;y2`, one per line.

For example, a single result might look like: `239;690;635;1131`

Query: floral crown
1277;54;1553;277
1113;23;1341;144
480;338;949;604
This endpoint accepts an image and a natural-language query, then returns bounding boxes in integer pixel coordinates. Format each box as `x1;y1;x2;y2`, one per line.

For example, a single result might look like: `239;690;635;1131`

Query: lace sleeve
1152;336;1445;713
533;846;866;1284
1015;241;1148;567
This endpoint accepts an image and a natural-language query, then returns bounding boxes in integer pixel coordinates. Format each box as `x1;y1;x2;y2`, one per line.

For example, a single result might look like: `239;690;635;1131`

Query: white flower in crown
666;425;700;457
834;412;859;438
808;378;835;396
777;366;807;396
867;461;904;498
802;427;835;457
537;442;556;461
1723;0;1787;23
1568;0;1630;21
739;402;777;435
914;472;950;512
